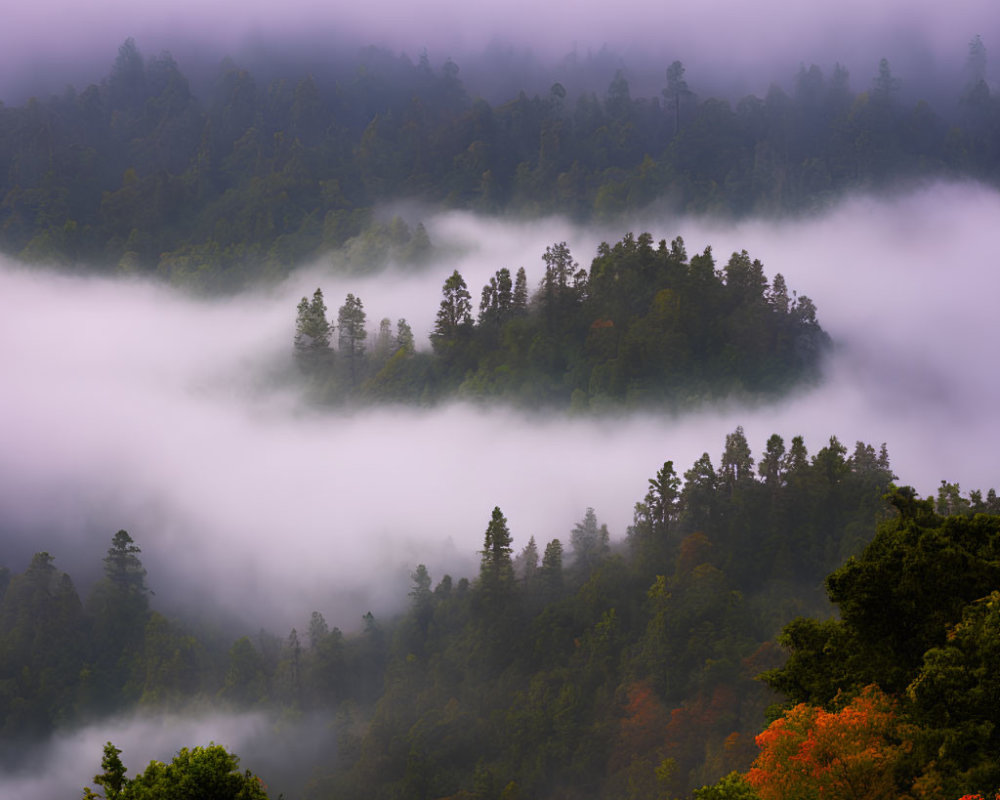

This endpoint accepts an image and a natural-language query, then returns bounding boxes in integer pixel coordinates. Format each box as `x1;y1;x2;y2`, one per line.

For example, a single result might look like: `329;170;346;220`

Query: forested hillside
5;27;1000;800
2;37;999;288
293;233;829;408
3;430;911;797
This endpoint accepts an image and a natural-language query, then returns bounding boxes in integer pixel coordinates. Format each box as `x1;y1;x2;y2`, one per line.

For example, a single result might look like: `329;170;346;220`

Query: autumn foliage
747;686;913;800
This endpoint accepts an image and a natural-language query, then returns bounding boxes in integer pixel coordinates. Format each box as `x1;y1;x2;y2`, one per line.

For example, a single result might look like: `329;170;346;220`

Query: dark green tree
570;507;610;572
431;270;473;356
395;318;415;354
86;531;151;707
337;293;368;385
480;506;514;594
664;60;691;136
540;538;564;598
294;288;333;368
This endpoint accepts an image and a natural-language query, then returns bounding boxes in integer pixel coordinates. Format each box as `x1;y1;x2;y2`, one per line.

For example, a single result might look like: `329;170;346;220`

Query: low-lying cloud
2;181;999;637
3;0;999;104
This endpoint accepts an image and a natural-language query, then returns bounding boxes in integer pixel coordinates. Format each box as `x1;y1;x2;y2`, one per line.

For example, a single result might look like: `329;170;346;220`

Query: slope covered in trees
294;234;829;409
2;37;999;287
2;430;921;798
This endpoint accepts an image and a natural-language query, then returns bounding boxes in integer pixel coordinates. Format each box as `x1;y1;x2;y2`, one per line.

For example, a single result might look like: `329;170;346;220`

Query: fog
4;0;999;103
0;709;327;800
2;180;999;797
1;180;997;637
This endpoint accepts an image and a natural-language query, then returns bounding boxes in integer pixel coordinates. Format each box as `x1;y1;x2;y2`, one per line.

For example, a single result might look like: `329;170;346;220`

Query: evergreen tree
479;506;514;597
87;531;152;706
758;433;786;488
431;270;473;355
294;288;333;369
540;538;564;598
718;426;755;495
395;318;415;354
517;536;539;584
337;293;367;385
663;60;690;136
570;507;610;572
512;267;529;312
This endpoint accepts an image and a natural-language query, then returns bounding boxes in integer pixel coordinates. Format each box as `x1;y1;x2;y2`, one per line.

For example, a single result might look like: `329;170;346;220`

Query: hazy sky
1;180;998;635
3;0;998;101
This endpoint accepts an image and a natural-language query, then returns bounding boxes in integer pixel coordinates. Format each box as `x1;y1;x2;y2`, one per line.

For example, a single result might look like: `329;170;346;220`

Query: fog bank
1;181;998;634
4;0;999;103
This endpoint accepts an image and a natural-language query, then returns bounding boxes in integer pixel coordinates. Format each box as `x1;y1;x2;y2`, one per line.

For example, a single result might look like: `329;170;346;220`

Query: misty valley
2;29;1000;800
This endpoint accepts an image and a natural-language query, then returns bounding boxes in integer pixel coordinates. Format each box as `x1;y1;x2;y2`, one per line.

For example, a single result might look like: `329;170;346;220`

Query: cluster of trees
294;234;829;408
3;428;907;797
84;741;272;800
726;487;1000;800
3;37;1000;286
0;529;388;759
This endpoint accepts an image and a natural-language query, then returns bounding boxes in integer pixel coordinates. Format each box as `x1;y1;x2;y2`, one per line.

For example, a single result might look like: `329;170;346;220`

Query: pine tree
338;293;367;385
480;506;514;596
395;318;415;354
431;270;473;356
294;288;332;370
570;507;610;572
512;267;529;312
540;539;564;598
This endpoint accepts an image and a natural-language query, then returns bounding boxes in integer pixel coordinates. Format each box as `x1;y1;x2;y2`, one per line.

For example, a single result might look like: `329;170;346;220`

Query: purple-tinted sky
4;0;999;101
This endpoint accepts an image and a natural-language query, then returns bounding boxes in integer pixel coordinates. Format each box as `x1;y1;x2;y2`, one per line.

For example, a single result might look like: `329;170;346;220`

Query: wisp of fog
3;0;999;105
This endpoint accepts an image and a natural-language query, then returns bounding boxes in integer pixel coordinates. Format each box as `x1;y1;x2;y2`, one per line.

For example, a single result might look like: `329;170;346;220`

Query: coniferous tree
395;318;415;354
294;288;333;370
431;270;473;357
512;267;529;312
87;531;152;707
338;293;367;385
480;506;514;595
570;507;610;572
539;538;564;599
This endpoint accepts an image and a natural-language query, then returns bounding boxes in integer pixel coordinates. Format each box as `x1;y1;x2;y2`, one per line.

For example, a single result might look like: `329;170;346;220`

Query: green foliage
85;740;271;799
761;487;1000;799
694;771;761;800
92;741;128;800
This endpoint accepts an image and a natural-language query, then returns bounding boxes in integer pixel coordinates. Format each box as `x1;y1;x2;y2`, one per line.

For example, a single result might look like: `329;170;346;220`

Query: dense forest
2;36;999;288
5;27;1000;800
10;430;999;799
293;233;828;408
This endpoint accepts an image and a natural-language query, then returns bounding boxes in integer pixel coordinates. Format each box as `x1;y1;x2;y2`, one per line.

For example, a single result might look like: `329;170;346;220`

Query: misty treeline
11;427;997;798
2;36;1000;288
294;233;828;408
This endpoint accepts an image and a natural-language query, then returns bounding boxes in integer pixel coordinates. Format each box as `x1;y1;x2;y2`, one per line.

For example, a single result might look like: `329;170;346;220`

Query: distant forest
293;233;829;409
1;36;998;288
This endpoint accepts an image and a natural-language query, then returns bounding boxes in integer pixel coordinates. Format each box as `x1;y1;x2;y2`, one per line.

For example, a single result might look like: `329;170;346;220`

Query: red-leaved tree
747;685;914;800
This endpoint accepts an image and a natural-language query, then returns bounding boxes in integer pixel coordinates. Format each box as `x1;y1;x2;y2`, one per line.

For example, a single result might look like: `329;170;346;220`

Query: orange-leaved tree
747;685;914;800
